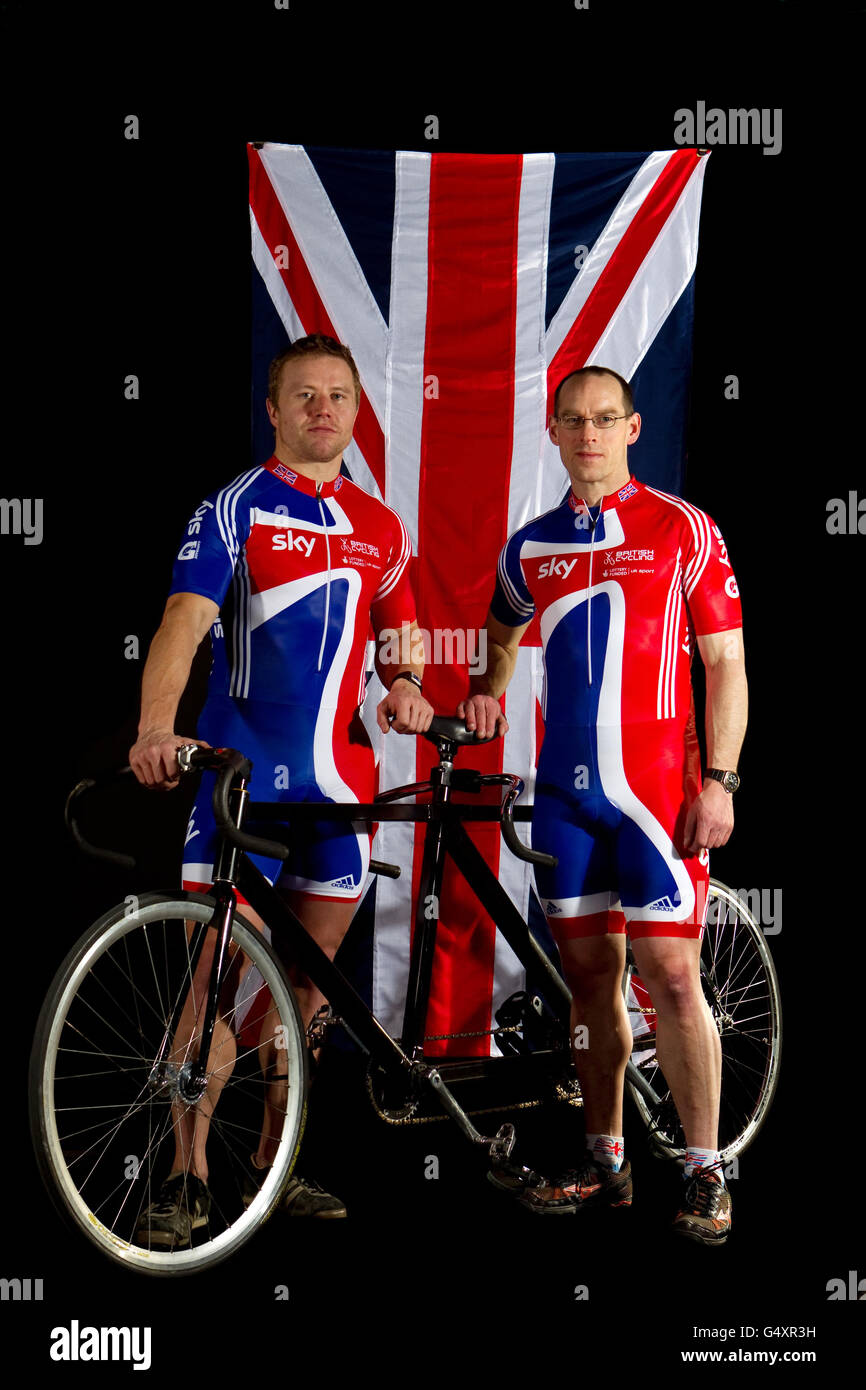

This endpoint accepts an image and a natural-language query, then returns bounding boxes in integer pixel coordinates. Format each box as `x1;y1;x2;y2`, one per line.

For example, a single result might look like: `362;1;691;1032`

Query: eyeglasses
554;414;631;430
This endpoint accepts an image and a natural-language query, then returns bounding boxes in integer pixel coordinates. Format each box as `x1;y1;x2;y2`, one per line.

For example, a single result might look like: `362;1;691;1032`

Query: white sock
585;1133;625;1173
684;1146;724;1185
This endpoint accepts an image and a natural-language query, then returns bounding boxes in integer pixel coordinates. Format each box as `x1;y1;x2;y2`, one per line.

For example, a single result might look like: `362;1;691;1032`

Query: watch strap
389;670;423;692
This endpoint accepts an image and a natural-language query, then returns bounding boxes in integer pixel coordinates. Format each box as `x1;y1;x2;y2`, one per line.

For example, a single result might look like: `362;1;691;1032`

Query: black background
2;0;860;1376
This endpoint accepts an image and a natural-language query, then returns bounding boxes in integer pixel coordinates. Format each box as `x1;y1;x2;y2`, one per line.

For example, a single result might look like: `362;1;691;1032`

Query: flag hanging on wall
248;143;710;1056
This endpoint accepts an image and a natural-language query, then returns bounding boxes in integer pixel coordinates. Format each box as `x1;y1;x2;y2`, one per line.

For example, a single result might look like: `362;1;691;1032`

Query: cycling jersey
492;476;742;939
170;456;416;898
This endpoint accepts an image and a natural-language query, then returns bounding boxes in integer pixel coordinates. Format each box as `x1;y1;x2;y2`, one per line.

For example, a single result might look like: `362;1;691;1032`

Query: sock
585;1133;625;1173
684;1146;725;1185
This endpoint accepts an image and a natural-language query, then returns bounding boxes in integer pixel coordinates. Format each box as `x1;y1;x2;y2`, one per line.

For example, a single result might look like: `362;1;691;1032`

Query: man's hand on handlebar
457;693;509;741
376;682;434;735
129;729;211;790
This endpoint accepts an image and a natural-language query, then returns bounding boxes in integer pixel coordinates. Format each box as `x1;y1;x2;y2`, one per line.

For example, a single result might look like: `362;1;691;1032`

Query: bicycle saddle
423;715;495;746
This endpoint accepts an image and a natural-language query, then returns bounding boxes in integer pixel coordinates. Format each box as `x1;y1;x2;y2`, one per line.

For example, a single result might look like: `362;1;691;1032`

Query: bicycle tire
29;891;308;1275
624;879;781;1162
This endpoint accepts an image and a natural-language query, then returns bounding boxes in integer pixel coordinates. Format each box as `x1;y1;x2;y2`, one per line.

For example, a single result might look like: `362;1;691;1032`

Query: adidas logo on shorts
647;895;675;912
329;875;357;891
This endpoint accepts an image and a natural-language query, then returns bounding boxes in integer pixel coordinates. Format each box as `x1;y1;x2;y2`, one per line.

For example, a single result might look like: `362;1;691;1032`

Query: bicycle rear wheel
625;880;781;1162
29;892;307;1274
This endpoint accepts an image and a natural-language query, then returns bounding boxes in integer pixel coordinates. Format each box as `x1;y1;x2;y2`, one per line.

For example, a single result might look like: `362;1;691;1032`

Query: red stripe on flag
547;149;701;411
247;146;386;496
414;153;523;1056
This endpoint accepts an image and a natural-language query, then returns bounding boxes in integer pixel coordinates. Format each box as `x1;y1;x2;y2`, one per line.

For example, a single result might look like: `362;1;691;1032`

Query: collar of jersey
567;475;643;516
264;455;346;498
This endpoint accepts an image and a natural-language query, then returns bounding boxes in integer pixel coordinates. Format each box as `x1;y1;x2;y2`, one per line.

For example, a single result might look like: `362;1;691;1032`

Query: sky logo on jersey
273;463;298;485
272;531;316;556
538;557;578;580
617;482;638;501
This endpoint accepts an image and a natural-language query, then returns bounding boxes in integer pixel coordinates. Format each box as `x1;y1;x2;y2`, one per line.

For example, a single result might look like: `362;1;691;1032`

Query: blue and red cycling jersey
169;456;416;899
492;476;742;939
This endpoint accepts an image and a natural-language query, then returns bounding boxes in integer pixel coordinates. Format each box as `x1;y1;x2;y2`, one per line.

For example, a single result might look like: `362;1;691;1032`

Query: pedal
488;1123;516;1165
494;990;565;1055
306;1004;338;1050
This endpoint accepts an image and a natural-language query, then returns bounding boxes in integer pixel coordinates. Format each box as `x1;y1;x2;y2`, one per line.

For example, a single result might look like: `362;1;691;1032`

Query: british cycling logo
341;538;381;558
49;1321;152;1370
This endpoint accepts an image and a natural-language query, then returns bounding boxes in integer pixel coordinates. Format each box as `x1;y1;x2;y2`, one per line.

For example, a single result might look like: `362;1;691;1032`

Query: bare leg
629;935;721;1149
167;893;359;1182
557;930;632;1138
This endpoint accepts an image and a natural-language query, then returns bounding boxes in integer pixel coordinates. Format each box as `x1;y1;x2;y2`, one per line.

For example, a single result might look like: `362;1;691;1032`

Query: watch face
722;771;740;793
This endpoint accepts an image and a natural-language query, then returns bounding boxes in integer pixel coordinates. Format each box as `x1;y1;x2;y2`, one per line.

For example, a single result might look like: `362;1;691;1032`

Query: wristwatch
705;768;741;794
389;670;423;692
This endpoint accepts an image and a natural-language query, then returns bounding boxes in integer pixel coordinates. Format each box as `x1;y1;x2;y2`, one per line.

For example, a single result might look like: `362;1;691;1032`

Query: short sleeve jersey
168;457;416;718
491;477;741;730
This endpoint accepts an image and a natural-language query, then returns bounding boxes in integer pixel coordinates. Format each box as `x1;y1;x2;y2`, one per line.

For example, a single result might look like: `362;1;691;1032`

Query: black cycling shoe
135;1171;212;1248
241;1156;346;1217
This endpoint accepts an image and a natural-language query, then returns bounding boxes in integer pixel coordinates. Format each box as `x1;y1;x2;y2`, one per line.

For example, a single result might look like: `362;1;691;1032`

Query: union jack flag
248;143;710;1056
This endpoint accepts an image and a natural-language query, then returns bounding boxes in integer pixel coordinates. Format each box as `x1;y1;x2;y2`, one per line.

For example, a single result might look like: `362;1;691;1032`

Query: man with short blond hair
130;334;432;1243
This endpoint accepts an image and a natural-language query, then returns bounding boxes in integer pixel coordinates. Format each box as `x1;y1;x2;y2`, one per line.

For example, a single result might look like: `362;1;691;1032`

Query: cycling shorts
531;718;709;942
181;695;374;902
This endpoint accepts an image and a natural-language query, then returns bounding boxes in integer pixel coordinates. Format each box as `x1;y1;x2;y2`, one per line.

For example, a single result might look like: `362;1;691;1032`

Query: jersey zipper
316;483;331;672
586;509;598;686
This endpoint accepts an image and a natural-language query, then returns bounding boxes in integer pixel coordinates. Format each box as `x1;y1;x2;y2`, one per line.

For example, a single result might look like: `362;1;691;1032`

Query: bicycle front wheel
30;892;308;1275
625;880;782;1162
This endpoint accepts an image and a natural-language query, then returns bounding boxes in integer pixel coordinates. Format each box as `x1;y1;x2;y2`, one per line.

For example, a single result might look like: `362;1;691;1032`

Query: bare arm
129;591;220;788
373;619;434;735
683;627;748;853
457;611;531;740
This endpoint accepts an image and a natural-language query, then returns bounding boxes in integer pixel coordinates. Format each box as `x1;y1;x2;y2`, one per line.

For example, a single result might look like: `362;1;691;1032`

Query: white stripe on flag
585;154;709;374
250;175;383;502
545;151;673;364
509;152;555;537
487;154;556;1053
538;154;708;515
258;143;389;430
250;209;306;340
371;149;432;1039
492;645;542;1052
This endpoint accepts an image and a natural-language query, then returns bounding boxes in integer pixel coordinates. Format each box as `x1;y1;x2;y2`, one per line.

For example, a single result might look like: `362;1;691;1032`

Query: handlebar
67;719;557;872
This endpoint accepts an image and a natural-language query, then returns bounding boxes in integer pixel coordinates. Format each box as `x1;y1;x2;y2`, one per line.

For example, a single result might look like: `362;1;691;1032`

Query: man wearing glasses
459;366;747;1244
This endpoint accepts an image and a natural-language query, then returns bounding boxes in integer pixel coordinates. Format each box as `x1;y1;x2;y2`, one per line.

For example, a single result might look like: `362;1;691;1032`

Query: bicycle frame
169;733;660;1156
